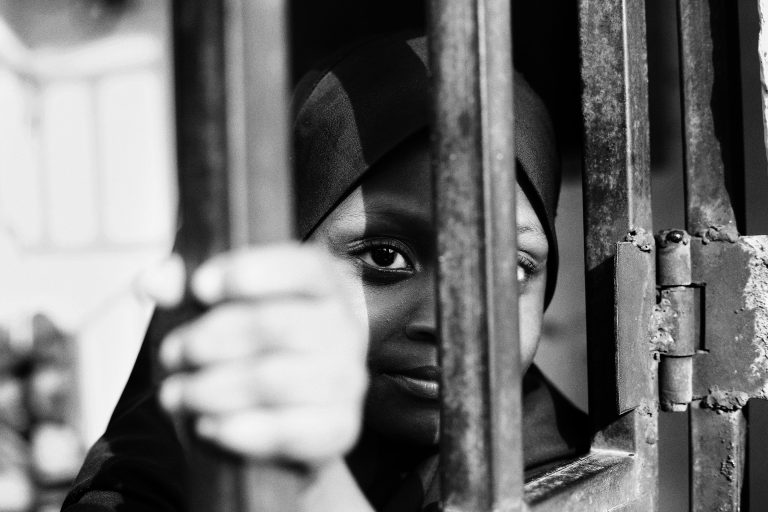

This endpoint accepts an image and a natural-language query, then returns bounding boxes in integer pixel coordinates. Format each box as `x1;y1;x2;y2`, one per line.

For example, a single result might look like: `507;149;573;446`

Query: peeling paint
743;237;768;388
638;400;658;445
719;455;736;482
649;297;675;352
696;224;739;244
701;386;749;413
624;227;653;252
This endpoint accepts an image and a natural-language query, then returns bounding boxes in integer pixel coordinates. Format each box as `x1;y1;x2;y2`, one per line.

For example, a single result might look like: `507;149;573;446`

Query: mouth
382;366;441;400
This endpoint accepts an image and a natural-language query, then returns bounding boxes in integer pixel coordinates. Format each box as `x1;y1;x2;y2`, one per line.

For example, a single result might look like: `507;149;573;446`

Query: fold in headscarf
292;34;561;303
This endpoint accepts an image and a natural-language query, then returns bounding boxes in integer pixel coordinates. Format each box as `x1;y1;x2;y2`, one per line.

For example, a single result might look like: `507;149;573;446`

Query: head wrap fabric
293;34;561;304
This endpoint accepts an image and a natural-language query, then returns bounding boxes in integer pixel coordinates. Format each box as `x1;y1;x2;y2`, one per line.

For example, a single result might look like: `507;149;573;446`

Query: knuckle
348;366;369;398
332;410;361;449
250;361;280;396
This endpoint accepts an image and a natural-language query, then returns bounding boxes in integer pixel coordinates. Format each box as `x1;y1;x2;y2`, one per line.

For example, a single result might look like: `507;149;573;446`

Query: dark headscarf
292;34;561;303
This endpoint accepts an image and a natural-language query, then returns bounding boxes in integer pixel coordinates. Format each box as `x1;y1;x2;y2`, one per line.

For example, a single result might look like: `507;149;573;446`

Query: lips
382;365;441;400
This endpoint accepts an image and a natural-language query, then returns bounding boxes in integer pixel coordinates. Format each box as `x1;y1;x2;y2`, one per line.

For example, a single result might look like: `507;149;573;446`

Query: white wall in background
0;3;175;446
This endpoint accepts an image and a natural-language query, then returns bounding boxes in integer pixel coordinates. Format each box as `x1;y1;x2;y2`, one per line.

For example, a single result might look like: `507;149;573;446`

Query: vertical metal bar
225;0;293;245
172;0;300;511
760;0;768;174
578;0;658;509
428;1;522;510
172;0;230;266
689;403;747;512
678;2;749;510
677;0;739;236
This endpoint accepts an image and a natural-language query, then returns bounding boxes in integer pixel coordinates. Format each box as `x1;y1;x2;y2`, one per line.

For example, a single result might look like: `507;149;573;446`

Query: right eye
348;238;416;281
358;246;411;270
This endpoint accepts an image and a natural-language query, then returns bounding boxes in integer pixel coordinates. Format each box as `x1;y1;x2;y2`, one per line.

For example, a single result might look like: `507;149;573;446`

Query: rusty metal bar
579;0;653;433
577;0;658;509
172;0;300;510
690;403;747;512
677;0;740;237
427;0;523;510
677;3;762;510
687;234;768;511
760;0;768;172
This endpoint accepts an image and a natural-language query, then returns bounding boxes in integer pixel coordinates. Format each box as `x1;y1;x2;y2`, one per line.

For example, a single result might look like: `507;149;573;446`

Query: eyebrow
344;198;546;241
517;223;547;237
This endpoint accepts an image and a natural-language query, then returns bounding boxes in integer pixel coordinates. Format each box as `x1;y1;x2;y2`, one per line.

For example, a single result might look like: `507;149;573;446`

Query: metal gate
168;0;768;510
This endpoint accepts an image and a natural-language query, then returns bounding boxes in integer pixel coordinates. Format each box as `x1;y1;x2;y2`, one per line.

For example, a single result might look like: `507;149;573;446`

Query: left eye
517;255;539;285
358;246;410;270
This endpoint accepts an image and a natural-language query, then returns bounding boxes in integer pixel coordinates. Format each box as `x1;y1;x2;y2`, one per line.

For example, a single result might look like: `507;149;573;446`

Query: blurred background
0;1;173;509
0;0;766;511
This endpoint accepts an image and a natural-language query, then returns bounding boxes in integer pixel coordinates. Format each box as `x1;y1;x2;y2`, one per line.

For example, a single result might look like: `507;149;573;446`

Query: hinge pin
655;229;701;412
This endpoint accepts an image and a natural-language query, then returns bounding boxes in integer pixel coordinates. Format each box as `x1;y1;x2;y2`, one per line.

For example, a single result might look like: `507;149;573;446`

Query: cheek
361;283;413;359
519;299;542;370
518;275;547;370
331;264;370;339
310;237;371;339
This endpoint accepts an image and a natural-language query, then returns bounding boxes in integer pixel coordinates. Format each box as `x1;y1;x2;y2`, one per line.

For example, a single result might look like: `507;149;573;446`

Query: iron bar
690;403;747;512
172;0;300;510
224;0;293;246
579;0;654;429
760;0;768;174
427;0;523;510
578;0;658;509
687;235;768;511
677;0;741;236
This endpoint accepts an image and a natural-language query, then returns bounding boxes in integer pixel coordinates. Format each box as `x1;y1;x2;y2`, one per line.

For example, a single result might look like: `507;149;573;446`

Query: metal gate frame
166;0;768;510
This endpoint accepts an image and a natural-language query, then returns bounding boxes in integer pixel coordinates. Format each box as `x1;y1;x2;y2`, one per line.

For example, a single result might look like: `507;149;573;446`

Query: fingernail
159;334;183;370
159;379;183;412
191;263;222;304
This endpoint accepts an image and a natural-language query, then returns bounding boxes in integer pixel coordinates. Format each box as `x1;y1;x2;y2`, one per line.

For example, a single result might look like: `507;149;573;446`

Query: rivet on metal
665;230;686;244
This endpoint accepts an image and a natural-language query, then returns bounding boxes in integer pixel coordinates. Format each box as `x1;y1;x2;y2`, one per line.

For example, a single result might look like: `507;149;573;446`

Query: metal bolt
665;230;686;244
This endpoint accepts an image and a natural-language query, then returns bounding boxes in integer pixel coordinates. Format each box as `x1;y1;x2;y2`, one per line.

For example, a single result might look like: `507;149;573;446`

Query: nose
404;276;437;343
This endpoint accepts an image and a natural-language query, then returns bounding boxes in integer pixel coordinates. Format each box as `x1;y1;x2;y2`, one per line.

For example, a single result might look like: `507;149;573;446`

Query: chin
364;379;441;446
367;413;440;447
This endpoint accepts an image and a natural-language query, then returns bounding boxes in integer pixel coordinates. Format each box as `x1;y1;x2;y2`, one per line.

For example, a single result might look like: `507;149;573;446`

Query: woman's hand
140;244;368;467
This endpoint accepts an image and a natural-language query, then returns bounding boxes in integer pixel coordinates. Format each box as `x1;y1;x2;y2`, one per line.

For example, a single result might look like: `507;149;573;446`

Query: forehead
314;137;545;243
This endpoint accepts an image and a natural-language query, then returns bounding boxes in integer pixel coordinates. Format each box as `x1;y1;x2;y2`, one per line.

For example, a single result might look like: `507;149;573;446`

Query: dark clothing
62;320;187;512
62;320;588;511
346;365;589;512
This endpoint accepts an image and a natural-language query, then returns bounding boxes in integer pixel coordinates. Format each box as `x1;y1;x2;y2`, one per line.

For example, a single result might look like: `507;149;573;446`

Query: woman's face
309;138;549;446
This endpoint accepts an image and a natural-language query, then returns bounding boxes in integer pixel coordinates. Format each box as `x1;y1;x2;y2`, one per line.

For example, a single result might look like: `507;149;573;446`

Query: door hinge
652;229;701;411
650;229;768;412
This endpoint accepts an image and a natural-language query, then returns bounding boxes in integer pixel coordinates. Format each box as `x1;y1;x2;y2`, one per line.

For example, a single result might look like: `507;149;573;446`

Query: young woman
63;34;587;512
